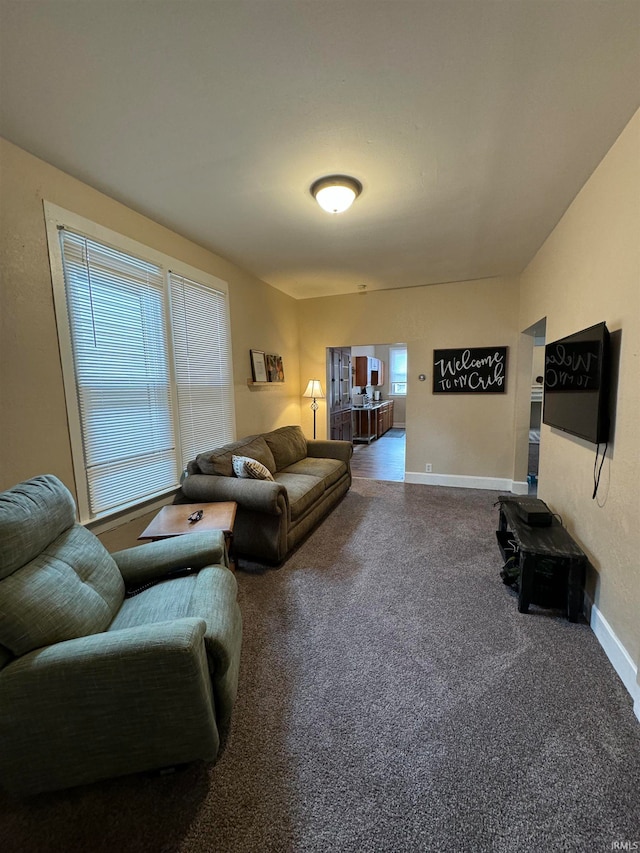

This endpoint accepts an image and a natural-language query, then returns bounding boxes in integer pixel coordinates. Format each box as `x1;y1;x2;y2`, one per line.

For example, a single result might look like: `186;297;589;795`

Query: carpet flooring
1;479;638;853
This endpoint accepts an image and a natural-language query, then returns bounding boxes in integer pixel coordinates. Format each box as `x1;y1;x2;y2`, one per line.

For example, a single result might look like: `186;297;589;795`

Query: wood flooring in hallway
350;428;405;482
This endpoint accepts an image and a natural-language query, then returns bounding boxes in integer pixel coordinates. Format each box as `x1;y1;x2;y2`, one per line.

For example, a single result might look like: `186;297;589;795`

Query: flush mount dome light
310;175;362;214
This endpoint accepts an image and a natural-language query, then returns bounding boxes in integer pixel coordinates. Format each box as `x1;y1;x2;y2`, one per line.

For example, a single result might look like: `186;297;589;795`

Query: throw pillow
231;455;274;481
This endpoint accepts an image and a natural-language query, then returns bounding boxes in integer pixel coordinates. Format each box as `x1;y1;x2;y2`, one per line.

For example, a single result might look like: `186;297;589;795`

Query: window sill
85;489;181;536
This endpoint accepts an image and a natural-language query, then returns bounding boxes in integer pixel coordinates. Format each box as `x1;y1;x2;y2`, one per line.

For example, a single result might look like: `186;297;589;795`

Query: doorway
326;343;406;482
526;319;546;495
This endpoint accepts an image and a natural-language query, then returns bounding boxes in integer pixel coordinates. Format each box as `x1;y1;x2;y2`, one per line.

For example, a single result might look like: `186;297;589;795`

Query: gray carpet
1;479;639;852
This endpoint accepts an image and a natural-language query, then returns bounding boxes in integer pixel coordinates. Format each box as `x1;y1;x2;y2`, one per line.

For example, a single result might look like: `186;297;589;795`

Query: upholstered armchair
0;475;242;795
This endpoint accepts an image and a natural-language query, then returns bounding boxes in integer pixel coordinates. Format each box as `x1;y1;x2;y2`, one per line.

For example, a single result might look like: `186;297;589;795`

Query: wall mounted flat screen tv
543;322;610;444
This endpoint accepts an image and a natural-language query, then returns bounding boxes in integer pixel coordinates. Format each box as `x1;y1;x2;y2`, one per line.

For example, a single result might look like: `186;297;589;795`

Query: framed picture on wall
250;349;268;382
266;353;285;382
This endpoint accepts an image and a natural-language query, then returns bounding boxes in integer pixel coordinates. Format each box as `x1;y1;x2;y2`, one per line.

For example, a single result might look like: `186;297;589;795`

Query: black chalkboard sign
433;347;508;393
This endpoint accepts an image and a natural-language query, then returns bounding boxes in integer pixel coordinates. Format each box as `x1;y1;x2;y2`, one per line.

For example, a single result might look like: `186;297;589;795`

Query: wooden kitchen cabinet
354;356;369;387
330;408;353;441
376;400;394;437
355;356;384;387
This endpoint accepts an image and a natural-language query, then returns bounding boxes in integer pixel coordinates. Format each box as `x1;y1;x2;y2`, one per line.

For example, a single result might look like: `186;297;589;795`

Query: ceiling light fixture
310;175;362;214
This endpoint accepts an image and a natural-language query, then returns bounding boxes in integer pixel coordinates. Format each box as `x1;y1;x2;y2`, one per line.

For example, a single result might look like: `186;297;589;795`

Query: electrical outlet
425;463;432;473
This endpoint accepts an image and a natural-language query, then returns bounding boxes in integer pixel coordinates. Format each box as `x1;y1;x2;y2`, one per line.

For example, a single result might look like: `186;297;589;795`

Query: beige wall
519;109;640;676
0;139;300;548
298;277;521;481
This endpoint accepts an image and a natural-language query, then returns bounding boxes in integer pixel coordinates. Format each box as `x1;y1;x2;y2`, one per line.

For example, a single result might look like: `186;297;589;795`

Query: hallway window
389;345;407;395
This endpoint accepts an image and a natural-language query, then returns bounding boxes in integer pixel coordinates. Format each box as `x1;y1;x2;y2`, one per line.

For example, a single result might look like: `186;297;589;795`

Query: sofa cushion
274;473;324;522
232;455;274;481
264;425;308;471
196;435;276;477
0;524;125;656
280;457;346;490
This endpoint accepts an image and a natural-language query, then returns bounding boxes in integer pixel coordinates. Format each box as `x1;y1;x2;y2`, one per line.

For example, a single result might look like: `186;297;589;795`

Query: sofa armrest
181;473;287;515
306;439;353;464
0;619;217;794
112;530;228;585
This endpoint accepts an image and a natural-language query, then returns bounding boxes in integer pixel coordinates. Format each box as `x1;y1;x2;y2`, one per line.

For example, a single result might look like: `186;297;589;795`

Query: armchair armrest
192;566;243;725
0;619;218;794
112;530;228;586
181;473;287;515
307;439;353;464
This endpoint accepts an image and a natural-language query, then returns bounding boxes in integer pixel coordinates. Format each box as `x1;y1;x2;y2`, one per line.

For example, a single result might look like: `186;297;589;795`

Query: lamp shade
303;379;325;399
310;176;362;214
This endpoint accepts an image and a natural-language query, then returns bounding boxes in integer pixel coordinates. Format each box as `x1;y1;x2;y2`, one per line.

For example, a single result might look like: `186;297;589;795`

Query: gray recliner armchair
0;475;242;795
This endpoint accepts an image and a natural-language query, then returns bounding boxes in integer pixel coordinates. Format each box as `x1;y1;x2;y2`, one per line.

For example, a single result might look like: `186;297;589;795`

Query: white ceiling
1;1;639;299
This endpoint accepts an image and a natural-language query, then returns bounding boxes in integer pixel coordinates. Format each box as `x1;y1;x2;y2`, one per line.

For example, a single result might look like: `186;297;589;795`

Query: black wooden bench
497;496;587;622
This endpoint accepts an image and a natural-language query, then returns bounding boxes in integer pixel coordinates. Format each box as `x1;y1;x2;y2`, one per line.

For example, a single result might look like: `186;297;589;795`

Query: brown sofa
177;425;352;564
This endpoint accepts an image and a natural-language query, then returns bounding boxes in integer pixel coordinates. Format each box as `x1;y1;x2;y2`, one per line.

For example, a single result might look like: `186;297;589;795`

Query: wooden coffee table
138;502;238;570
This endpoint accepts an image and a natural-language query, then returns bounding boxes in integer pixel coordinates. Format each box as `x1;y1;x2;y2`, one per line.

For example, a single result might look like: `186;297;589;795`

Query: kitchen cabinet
354;356;368;387
330;408;353;442
355;356;384;387
377;400;394;436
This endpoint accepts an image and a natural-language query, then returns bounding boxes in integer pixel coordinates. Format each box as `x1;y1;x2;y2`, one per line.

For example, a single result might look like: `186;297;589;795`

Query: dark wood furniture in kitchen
496;496;586;622
377;400;394;436
328;347;353;441
355;355;384;387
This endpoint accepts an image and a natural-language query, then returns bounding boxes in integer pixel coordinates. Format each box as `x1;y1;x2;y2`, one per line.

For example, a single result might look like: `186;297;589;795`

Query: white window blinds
169;272;235;469
59;230;178;516
49;203;236;524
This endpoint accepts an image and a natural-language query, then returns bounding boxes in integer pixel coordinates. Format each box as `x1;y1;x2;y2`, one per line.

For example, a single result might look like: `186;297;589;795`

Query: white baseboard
590;602;640;722
405;471;524;492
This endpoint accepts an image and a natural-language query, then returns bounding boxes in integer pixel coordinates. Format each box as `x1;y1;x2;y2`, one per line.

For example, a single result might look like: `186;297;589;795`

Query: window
389;345;407;396
45;203;235;524
169;272;235;467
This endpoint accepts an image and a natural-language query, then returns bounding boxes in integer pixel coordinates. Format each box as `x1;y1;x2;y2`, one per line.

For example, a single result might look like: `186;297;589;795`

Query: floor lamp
303;379;325;439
